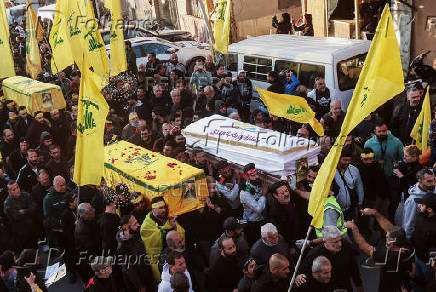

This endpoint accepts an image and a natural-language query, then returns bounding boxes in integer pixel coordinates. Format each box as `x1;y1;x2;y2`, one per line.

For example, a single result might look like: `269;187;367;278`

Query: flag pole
197;0;217;62
288;225;313;292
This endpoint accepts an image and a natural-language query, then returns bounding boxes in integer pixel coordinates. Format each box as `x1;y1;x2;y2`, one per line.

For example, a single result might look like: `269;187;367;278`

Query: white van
227;34;371;110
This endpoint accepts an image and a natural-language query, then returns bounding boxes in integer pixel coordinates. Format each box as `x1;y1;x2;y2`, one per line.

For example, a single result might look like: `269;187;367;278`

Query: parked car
100;25;194;45
106;37;210;73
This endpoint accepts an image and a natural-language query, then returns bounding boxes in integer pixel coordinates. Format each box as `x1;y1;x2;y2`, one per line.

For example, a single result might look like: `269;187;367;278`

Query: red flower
167;163;177;168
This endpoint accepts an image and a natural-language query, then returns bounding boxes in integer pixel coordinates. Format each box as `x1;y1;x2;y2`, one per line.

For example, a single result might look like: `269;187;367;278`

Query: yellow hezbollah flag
104;0;127;76
25;0;42;79
82;0;109;88
256;87;324;136
66;0;86;71
73;58;109;186
308;4;404;229
49;0;74;74
213;0;231;54
411;86;431;153
0;0;15;78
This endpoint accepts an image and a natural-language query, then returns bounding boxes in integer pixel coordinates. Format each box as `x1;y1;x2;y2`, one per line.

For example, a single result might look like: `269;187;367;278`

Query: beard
250;179;261;187
377;135;387;141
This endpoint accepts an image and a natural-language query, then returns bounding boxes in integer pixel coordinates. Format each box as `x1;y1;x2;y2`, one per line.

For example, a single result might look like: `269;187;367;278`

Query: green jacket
43;187;68;231
364;131;404;177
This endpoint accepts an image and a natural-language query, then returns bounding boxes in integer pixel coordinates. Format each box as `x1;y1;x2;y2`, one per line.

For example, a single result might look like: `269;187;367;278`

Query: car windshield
156;37;180;48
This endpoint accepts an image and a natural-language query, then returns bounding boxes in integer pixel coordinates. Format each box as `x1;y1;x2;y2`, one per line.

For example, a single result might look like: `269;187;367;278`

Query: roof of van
228;35;371;64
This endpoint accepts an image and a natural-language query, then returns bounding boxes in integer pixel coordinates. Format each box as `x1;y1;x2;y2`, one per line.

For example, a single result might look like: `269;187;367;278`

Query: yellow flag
66;0;87;71
213;0;231;54
411;86;431;153
49;0;74;74
0;0;15;78
105;0;127;76
25;0;42;79
256;87;324;136
74;58;109;186
308;4;405;229
82;0;109;88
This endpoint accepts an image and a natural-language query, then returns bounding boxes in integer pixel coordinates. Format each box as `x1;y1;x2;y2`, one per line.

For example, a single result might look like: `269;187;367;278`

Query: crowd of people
0;12;436;292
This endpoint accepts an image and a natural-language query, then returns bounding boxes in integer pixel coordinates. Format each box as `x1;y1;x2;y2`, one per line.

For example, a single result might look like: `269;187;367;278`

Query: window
132;45;145;58
243;56;273;81
337;53;367;91
274;60;325;88
224;53;238;72
148;43;171;55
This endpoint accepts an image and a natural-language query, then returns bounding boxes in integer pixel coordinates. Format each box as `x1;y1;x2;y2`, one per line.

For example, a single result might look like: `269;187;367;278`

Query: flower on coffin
167;163;177;168
144;175;156;180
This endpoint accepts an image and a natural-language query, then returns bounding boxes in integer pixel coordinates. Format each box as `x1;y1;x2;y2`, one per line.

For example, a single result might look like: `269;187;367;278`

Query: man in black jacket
207;236;243;292
117;214;156;292
294;256;333;292
87;256;115;292
125;41;137;74
31;169;51;241
267;71;284;94
295;226;363;292
390;85;423;145
16;149;39;193
251;253;291;292
26;111;50;148
412;193;436;291
3;180;37;253
75;202;101;283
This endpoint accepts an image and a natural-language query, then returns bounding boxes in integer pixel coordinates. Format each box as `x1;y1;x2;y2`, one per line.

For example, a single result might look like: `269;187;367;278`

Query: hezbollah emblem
77;99;99;134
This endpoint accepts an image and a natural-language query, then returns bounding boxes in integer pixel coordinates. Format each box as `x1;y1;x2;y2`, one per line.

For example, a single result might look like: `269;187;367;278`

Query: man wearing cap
7;137;29;178
412;193;436;290
209;216;250;267
16;149;39;193
240;163;266;245
140;196;185;281
26;111;49;148
215;160;242;218
86;256;115;291
122;112;139;140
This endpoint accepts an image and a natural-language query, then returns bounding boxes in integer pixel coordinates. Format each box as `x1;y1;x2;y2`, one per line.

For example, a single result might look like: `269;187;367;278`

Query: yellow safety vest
315;195;347;237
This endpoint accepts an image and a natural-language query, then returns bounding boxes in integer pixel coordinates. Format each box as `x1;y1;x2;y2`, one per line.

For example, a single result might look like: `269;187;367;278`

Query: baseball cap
90;256;113;272
238;70;246;75
223;217;244;232
415;193;436;208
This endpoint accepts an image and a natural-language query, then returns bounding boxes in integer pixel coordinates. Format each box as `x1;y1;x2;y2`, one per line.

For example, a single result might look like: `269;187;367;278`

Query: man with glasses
403;168;436;239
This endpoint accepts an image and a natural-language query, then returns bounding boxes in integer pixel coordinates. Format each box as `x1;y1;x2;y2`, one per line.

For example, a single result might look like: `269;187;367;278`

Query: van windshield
337;53;367;91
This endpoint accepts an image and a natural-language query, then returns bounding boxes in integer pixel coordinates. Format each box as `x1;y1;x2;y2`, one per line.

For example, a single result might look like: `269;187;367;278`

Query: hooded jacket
403;183;436;239
364;130;404;177
158;263;194;292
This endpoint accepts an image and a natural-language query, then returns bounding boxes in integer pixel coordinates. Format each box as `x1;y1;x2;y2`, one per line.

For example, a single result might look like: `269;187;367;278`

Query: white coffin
182;115;320;176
